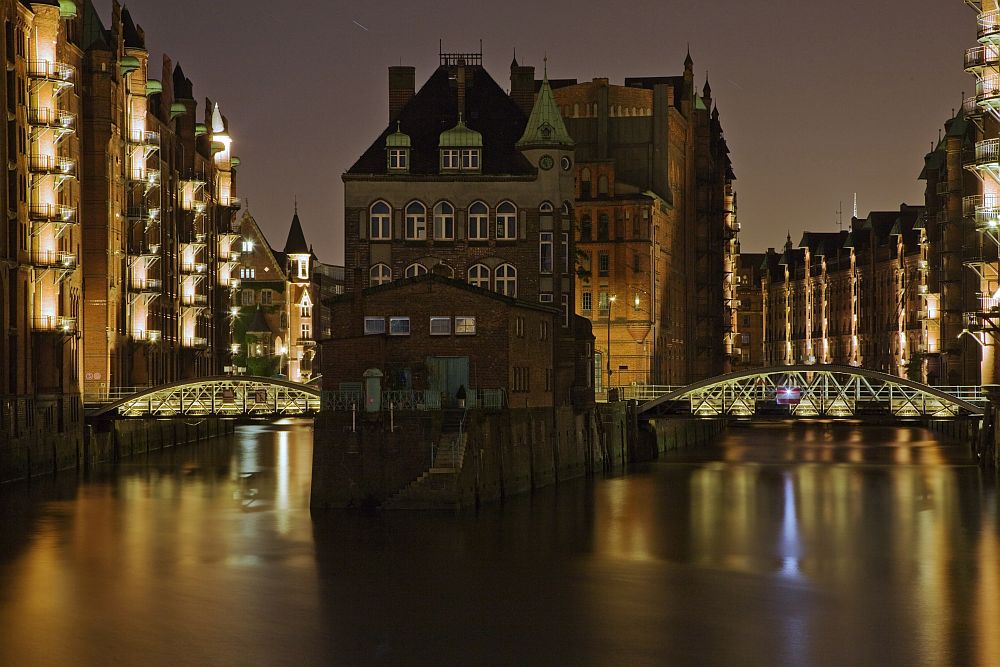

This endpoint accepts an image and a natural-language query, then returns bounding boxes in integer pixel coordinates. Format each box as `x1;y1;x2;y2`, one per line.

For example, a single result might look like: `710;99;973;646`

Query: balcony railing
132;278;162;292
964;195;984;217
182;336;208;349
979;10;1000;40
966;44;1000;69
981;296;1000;313
27;60;74;83
28;154;76;176
180;262;208;275
181;293;208;306
27;107;75;130
964;95;983;118
126;207;161;224
128;169;160;187
33;316;77;334
29;204;77;224
133;329;161;343
975;204;1000;229
32;250;77;270
127;129;160;147
976;138;1000;167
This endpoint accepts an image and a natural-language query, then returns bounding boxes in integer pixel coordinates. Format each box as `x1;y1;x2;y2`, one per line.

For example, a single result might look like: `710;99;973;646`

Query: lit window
405;263;427;278
240;267;256;279
561;201;571;216
241;289;254;306
540;232;553;274
495;263;517;297
496;201;517;240
297;258;309;280
370;201;391;240
468;201;489;240
260;289;272;305
561;233;569;274
300;292;312;318
370;263;391;286
405;201;427;240
388;148;408;170
364;317;385;335
430;317;451;335
468;264;490;289
441;149;460;170
599;291;609;314
301;322;312;340
461;149;480;170
598;253;609;275
455;316;476;335
241;239;254;253
433;201;455;240
389;317;410;335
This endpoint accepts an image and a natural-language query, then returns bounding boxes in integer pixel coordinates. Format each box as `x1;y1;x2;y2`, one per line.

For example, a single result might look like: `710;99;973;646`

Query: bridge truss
87;376;321;418
637;365;985;419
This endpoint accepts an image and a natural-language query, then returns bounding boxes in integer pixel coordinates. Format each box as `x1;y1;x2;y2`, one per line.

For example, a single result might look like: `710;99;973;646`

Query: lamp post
606;294;617;392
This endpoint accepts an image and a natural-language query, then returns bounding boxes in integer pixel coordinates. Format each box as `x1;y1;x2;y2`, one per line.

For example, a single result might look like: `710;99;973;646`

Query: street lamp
607;294;617;391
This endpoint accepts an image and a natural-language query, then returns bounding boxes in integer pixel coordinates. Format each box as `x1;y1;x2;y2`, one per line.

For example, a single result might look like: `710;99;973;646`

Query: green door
427;356;470;407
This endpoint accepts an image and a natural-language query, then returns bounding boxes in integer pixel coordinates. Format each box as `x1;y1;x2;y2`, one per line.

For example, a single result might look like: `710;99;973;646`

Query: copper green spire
516;59;573;150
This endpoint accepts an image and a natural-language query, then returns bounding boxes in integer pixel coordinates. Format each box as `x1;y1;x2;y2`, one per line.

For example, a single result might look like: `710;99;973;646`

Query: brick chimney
388;66;415;123
510;63;535;115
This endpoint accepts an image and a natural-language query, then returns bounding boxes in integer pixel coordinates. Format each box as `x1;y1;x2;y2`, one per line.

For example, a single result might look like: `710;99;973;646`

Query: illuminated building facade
734;252;765;369
545;53;738;386
80;1;241;395
0;0;84;474
760;207;925;379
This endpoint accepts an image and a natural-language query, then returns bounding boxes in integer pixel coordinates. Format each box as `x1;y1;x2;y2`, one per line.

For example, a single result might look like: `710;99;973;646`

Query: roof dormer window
439;114;483;173
385;122;411;173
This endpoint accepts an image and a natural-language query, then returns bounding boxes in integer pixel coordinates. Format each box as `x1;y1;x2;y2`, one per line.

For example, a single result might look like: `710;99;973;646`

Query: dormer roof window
386;122;411;172
439;115;482;173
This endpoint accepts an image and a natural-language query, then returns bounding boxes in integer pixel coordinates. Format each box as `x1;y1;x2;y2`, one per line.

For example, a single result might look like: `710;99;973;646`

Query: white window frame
561;232;569;274
405;201;427;240
561;294;570;327
297;258;309;280
389;317;411;336
260;289;272;305
582;291;592;311
455;316;476;335
495;263;517;297
241;239;254;253
429;317;451;336
441;148;460;170
468;201;489;240
433;201;455;240
300;291;312;318
539;293;553;303
496;201;517;240
461;148;480;170
241;289;254;306
370;263;392;286
364;317;385;335
539;201;554;213
405;263;427;278
300;321;312;340
468;264;490;289
388;148;408;170
539;232;553;274
370;201;391;240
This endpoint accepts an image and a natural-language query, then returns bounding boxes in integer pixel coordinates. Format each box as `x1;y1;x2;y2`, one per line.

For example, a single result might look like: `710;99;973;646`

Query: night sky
104;0;972;263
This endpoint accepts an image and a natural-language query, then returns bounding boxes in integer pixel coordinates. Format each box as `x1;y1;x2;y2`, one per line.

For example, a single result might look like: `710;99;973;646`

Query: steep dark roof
82;0;110;50
121;8;144;49
283;212;310;255
172;63;193;100
347;65;534;176
246;306;271;334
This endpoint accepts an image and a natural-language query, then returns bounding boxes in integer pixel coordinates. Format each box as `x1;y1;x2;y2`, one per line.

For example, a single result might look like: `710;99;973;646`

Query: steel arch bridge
637;365;985;419
86;376;321;418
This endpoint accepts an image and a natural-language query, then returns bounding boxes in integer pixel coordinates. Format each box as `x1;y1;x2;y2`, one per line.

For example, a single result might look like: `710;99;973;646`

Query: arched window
598;174;609;196
561;201;572;216
496;201;517;240
369;263;391;286
580;168;592;198
369;200;391;240
405;201;426;240
405;263;427;278
433;201;455;240
468;201;489;240
539;201;553;213
434;263;455;278
468;263;490;289
495;263;517;297
598;213;609;240
580;214;592;241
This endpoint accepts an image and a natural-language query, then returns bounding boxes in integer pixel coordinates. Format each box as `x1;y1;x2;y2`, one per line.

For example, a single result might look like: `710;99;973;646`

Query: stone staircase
383;431;468;510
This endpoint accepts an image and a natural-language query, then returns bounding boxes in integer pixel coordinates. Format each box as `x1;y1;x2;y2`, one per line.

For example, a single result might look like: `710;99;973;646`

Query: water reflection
0;420;996;665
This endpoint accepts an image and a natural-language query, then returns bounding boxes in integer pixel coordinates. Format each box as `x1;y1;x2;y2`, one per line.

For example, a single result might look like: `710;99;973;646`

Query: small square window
389;317;410;336
455;316;476;335
430;317;451;336
364;317;385;335
539;293;553;303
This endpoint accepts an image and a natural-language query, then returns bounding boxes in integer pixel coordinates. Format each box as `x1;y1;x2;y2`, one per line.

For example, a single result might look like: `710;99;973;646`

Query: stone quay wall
84;417;235;466
0;425;84;484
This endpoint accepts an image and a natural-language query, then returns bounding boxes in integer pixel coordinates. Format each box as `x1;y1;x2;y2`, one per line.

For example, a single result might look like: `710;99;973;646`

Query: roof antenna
837;201;843;231
852;193;858;219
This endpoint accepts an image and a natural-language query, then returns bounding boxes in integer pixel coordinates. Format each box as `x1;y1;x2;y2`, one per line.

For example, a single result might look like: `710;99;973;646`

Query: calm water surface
0;420;997;666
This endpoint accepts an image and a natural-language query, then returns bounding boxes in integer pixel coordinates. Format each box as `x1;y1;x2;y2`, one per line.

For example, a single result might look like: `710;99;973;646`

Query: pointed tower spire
703;72;712;98
283;207;309;256
684;45;693;71
785;231;793;251
516;59;574;149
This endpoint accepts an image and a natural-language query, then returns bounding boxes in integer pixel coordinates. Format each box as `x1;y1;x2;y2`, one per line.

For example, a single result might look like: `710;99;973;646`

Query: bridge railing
321;387;507;412
608;383;987;405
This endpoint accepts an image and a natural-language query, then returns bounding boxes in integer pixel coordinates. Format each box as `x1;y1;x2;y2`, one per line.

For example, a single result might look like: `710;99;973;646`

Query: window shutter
359;210;368;240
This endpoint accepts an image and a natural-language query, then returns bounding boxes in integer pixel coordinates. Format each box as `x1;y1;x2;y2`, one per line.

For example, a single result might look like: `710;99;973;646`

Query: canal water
0;420;997;666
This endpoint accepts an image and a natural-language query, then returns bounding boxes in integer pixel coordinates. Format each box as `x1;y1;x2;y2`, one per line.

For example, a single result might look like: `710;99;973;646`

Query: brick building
541;53;738;386
734;252;764;369
323;274;593;409
341;48;591;408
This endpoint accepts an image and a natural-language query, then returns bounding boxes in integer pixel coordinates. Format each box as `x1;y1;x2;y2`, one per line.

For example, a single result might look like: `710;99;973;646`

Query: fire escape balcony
31;249;77;271
180;261;208;276
127;168;160;191
219;195;241;209
966;44;1000;70
964;95;984;120
131;278;162;294
181;293;208;307
32;315;77;335
126;129;160;148
979;10;1000;41
964;195;983;219
28;154;76;182
132;329;161;344
126;206;161;229
181;336;208;349
974;203;1000;230
975;77;1000;120
29;203;77;227
27;107;75;135
27;60;74;86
